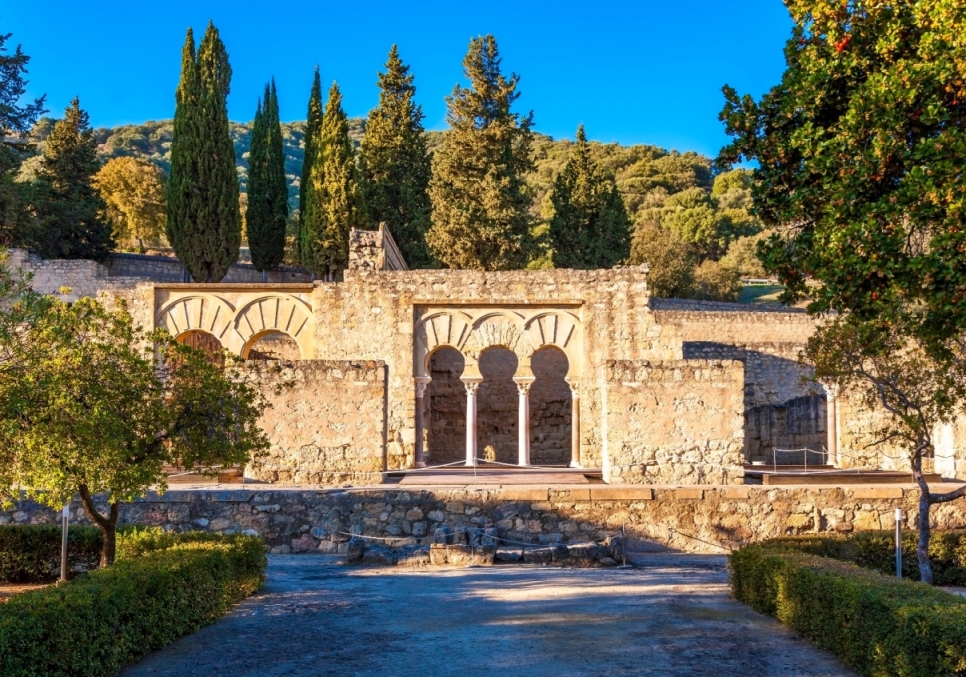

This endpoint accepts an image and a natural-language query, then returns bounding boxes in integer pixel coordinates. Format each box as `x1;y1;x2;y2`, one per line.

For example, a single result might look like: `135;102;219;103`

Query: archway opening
477;346;519;465
244;331;301;360
427;347;465;465
529;346;572;465
175;330;225;367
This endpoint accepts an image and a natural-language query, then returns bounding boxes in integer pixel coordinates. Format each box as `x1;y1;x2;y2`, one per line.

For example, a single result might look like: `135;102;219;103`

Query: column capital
513;376;535;395
820;381;840;399
462;378;482;395
567;379;580;397
414;376;431;398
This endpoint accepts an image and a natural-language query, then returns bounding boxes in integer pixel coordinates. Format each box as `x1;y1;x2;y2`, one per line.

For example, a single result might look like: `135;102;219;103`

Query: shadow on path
121;554;855;677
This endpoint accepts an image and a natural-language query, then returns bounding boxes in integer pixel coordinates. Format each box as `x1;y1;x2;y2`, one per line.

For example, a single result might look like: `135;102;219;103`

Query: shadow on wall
681;342;822;464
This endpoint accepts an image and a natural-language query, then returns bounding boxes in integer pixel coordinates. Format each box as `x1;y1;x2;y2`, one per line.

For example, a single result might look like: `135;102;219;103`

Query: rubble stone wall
246;360;387;484
604;360;746;485
4;485;960;555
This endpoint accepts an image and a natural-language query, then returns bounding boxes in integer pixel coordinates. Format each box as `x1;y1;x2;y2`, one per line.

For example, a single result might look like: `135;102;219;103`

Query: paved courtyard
122;554;855;677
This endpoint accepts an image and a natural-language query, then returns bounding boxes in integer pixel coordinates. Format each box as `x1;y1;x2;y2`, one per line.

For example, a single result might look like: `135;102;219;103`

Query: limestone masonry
9;225;966;485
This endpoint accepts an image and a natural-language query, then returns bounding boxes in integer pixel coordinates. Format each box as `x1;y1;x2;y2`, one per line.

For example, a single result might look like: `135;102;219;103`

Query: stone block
495;548;522;563
854;510;882;531
590;488;654;501
523;547;553;565
852;488;904;499
720;487;752;500
429;544;495;566
361;545;397;566
675;489;704;500
498;489;549;502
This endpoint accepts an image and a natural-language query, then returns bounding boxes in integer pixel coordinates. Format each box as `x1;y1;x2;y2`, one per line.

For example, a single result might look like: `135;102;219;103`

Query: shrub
0;525;101;583
763;531;966;585
0;534;265;677
731;545;966;677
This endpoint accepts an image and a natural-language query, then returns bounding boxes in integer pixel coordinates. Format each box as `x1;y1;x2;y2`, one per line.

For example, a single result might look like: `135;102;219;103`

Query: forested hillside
24;118;718;226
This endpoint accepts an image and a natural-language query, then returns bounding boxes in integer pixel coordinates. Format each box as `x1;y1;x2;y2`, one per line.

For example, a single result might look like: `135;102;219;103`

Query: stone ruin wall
745;395;828;465
604;359;746;485
5;484;962;555
247;360;388;485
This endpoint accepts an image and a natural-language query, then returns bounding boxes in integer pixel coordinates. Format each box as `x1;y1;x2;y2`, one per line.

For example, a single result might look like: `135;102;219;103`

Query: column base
415;461;427;469
569;461;582;468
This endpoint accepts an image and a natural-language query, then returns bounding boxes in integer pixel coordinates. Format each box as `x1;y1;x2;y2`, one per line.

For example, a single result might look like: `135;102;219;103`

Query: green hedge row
0;524;241;583
0;534;266;677
765;530;966;585
0;525;102;583
731;545;966;677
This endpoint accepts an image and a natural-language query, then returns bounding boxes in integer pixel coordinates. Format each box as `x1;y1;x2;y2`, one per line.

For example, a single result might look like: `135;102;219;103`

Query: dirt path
122;554;855;677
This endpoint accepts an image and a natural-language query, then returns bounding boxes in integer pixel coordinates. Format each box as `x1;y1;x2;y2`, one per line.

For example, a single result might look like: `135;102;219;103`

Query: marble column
823;383;839;467
414;378;430;468
463;380;481;467
514;379;534;466
569;381;581;468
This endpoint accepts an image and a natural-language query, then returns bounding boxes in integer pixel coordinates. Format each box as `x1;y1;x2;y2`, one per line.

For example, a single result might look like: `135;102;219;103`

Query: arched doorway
529;346;572;465
427;347;465;465
175;330;225;367
244;331;301;360
477;347;519;464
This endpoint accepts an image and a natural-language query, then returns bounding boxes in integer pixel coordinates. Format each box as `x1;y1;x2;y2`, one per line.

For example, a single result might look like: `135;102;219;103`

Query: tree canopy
546;125;630;269
426;35;535;270
720;0;966;582
0;286;271;566
359;46;433;268
93;156;167;253
246;81;288;272
167;22;240;282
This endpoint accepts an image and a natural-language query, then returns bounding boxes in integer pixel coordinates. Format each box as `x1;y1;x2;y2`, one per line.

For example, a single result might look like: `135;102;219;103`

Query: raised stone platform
5;483;966;555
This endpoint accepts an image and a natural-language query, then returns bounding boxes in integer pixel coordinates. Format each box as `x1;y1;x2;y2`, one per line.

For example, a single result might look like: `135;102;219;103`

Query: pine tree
33;98;114;261
298;68;323;265
359;46;432;267
302;82;368;279
426;35;535;270
167;22;240;282
547;125;631;269
246;81;288;272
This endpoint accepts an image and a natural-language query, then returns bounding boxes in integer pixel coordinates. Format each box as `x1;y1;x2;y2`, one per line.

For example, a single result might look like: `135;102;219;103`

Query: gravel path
122;554;855;677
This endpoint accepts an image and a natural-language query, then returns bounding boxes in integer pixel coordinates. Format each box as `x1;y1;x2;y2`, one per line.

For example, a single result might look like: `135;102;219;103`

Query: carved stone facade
12;226;962;485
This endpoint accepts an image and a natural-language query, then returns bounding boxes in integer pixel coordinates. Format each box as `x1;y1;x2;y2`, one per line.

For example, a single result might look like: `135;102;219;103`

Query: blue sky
5;0;793;157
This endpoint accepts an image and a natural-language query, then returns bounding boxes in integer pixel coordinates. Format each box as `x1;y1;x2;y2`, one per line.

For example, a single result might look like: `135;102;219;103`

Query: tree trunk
917;487;934;584
78;485;121;567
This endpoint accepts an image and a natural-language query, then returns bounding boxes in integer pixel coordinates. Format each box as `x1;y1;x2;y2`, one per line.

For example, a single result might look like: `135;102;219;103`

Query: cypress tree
33;98;114;261
167;22;240;282
298;68;323;265
246;81;288;272
426;35;535;270
302;82;368;279
547;125;631;269
359;45;432;268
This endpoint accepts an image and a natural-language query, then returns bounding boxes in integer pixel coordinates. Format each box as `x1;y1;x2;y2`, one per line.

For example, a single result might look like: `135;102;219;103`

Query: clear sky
5;0;793;157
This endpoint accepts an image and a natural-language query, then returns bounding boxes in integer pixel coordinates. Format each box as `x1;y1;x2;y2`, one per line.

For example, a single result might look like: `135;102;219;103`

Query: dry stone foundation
4;485;961;556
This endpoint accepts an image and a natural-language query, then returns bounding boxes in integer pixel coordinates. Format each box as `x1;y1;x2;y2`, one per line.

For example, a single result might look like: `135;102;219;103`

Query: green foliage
29;98;114;261
246;81;288;272
0;30;46;250
546;125;630;269
730;543;966;677
426;35;535;270
628;222;696;298
0;534;265;677
720;0;966;350
719;230;773;278
760;531;966;586
0;525;101;583
301;82;368;278
298;69;323;265
93;156;167;253
693;259;742;302
167;23;241;282
0;290;272;566
359;46;433;268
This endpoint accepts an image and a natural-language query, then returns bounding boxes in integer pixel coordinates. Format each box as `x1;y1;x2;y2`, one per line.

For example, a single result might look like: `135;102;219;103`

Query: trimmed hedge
764;531;966;585
0;534;266;677
0;525;102;583
731;545;966;677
